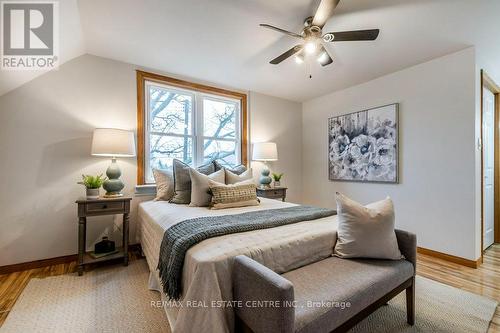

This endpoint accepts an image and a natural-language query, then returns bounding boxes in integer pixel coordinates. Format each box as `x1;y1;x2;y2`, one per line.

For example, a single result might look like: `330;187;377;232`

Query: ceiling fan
260;0;379;67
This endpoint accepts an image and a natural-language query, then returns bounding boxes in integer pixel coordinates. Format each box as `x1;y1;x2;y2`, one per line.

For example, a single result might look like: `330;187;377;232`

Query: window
137;71;248;184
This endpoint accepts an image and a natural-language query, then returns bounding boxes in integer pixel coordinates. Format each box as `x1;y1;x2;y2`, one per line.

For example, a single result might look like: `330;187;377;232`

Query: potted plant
78;174;106;199
272;173;284;187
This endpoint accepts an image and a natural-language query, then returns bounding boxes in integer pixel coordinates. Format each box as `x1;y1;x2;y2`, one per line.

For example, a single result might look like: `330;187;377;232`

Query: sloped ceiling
2;0;500;101
0;0;85;97
76;0;500;102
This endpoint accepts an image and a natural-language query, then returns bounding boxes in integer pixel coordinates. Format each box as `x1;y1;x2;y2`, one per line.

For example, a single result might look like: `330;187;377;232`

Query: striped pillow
208;180;260;209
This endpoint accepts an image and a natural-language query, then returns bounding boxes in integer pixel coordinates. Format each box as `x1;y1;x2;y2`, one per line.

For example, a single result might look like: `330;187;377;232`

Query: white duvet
138;198;338;333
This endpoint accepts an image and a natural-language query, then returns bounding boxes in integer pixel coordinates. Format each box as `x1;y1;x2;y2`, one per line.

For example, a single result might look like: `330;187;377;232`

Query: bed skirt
148;269;179;329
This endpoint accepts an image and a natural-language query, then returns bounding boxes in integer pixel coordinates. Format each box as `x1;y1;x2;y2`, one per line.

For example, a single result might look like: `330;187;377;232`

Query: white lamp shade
91;128;136;157
252;142;278;161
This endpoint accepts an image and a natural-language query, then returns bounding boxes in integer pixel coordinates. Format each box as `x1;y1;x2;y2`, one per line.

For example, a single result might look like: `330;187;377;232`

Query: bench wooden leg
406;277;415;325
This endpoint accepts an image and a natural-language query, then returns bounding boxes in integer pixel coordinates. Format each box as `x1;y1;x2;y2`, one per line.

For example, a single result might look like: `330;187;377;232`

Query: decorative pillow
334;193;403;260
170;159;215;204
152;168;174;201
189;168;225;207
225;168;253;184
214;160;247;175
208;180;260;210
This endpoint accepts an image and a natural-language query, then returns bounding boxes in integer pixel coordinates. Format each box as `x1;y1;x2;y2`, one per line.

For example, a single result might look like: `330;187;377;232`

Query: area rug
1;259;497;333
0;260;170;333
350;276;498;333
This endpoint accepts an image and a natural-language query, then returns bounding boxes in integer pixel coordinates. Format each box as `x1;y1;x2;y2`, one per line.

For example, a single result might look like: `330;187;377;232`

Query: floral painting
328;104;398;183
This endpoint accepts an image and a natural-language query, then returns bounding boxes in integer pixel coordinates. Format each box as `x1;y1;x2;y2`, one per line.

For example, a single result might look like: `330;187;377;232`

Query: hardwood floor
0;245;499;331
417;244;500;333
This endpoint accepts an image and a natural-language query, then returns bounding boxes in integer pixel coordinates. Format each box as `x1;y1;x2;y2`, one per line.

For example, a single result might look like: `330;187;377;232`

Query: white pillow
225;168;253;184
152;169;174;201
189;168;225;207
334;193;403;260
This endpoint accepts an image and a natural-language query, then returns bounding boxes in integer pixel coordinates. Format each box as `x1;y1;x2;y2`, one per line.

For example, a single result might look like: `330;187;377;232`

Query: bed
138;197;339;333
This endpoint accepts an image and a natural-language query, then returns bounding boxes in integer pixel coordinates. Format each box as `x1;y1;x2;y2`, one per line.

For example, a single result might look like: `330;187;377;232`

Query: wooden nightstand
256;187;287;202
75;197;132;276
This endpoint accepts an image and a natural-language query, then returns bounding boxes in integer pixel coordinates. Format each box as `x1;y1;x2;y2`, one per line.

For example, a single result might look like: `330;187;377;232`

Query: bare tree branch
148;92;237;169
203;108;235;150
151;92;176;119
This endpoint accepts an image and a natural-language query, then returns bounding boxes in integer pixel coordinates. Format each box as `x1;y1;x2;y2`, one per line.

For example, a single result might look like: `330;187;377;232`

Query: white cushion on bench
282;257;414;333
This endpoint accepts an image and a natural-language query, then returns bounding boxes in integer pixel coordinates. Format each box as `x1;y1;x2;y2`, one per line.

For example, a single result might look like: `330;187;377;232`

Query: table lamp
252;142;278;188
91;128;136;197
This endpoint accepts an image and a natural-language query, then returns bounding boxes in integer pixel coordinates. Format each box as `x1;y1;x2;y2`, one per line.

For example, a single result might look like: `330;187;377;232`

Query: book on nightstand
88;250;119;259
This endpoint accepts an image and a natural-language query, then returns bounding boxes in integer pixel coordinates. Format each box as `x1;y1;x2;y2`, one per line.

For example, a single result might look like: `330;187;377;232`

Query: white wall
302;48;478;260
249;92;303;203
0;54;302;266
0;55;139;266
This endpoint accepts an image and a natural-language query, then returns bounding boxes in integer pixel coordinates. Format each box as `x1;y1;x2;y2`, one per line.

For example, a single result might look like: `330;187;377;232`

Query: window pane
203;98;237;139
149;86;192;135
203;139;237;166
149;135;193;170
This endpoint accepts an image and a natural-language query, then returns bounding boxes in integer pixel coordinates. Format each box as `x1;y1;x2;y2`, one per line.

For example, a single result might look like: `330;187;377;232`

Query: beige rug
1;260;170;333
1;259;497;333
351;277;498;333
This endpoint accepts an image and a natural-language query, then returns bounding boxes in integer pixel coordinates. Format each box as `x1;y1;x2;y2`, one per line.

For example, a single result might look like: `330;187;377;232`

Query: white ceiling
2;0;500;102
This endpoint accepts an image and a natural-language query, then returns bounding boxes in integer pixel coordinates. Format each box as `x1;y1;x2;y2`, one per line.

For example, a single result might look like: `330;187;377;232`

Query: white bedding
138;198;338;333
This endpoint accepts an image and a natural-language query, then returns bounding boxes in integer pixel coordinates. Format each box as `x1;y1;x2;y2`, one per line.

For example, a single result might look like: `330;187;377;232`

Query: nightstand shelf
82;247;126;265
256;187;287;202
76;197;132;276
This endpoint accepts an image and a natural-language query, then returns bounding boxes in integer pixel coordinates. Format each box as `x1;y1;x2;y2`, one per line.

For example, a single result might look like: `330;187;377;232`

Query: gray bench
233;229;416;333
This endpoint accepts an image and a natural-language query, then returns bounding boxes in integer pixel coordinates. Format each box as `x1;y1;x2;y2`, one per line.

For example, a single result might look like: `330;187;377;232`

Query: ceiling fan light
317;51;329;64
304;41;317;54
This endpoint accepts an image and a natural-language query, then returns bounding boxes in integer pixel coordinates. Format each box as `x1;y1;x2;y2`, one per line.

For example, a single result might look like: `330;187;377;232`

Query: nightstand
256;187;287;202
75;196;132;276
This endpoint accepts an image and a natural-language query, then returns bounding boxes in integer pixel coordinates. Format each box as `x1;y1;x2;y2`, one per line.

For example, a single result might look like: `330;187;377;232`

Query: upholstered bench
233;229;416;333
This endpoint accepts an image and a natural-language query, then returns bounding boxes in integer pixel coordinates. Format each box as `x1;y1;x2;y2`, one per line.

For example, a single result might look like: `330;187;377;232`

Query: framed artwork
328;103;399;183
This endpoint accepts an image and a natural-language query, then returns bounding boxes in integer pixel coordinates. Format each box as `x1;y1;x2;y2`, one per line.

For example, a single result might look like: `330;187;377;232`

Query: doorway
481;70;500;254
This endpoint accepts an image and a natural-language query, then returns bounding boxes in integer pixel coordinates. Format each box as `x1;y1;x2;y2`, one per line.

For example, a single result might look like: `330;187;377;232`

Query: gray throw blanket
157;205;337;300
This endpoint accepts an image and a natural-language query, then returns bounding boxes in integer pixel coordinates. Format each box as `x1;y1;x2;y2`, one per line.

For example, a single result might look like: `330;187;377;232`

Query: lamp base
103;158;125;197
259;165;272;188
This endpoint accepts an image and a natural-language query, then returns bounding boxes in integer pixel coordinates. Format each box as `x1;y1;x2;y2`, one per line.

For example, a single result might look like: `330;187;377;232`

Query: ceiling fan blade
312;0;340;28
323;29;380;42
317;45;333;66
260;24;303;39
270;45;303;64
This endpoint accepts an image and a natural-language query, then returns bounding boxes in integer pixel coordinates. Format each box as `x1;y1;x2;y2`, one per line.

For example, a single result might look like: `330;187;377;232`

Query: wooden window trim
136;70;248;185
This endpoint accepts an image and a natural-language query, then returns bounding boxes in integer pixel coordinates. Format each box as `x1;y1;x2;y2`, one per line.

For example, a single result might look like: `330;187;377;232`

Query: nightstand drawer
269;190;284;197
256;187;287;201
86;201;124;214
261;190;284;198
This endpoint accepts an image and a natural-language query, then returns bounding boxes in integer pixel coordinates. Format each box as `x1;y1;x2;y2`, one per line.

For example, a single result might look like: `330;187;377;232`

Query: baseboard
417;247;481;269
0;244;142;275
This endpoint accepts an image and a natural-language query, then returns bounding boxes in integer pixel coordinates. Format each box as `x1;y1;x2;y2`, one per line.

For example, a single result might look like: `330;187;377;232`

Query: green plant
78;174;107;189
272;173;284;181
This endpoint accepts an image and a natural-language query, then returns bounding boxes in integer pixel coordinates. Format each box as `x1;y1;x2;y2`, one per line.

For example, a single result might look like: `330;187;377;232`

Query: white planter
86;188;100;199
274;181;281;187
